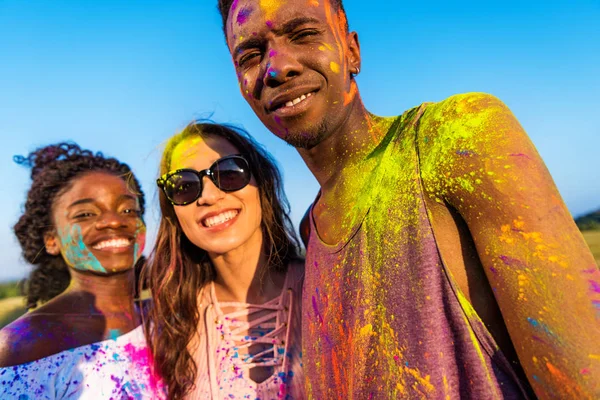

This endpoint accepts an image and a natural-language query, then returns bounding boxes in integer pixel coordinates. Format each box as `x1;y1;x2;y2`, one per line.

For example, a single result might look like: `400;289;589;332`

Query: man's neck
297;99;396;245
298;99;389;191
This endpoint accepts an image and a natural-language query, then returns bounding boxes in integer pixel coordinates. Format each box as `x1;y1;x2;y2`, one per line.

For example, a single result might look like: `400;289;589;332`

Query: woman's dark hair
143;121;300;399
13;142;146;310
216;0;348;37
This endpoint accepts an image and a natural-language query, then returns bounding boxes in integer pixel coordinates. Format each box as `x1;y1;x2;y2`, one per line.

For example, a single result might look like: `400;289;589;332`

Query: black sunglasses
157;154;251;206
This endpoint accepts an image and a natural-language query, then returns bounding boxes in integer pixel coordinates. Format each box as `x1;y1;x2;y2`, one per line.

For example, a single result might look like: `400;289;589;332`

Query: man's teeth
93;238;131;250
285;92;312;108
204;210;239;228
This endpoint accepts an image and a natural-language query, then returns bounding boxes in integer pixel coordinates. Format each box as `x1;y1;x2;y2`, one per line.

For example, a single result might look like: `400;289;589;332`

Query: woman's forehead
170;136;239;169
55;172;136;208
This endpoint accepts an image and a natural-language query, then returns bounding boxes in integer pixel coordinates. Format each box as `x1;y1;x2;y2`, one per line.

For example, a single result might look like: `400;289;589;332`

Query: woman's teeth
203;210;239;227
92;238;131;250
284;92;312;108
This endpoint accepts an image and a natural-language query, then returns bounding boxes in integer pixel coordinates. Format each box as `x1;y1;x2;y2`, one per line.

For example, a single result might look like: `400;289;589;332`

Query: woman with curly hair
0;142;166;399
144;121;305;399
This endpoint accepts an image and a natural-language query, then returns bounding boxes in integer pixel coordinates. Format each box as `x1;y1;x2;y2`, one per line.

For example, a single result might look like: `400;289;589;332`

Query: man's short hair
216;0;349;38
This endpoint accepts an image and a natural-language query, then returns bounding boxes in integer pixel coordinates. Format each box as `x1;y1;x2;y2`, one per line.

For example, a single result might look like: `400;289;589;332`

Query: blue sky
1;0;598;281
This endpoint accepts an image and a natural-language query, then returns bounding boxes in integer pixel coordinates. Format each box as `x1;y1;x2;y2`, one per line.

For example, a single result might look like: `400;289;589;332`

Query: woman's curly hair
13;142;146;310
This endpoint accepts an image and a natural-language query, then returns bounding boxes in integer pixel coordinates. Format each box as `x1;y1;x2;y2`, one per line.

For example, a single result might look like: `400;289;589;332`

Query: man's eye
239;52;261;67
291;29;319;41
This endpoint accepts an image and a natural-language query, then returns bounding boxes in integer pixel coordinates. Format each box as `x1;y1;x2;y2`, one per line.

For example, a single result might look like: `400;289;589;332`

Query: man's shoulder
416;92;512;141
420;92;505;119
432;91;502;108
384;92;503;136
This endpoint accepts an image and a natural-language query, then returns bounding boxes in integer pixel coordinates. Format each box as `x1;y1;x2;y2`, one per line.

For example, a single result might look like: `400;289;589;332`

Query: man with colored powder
217;0;600;398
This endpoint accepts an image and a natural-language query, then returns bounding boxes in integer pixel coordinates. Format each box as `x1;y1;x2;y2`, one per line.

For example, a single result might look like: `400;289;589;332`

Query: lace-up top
186;264;305;400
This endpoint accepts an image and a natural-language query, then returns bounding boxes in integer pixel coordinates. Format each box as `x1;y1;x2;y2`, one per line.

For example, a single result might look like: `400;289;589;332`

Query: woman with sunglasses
144;121;304;399
0;143;166;399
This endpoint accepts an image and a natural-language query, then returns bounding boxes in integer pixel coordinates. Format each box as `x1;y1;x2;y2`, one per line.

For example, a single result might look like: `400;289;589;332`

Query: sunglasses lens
214;157;251;192
164;171;202;205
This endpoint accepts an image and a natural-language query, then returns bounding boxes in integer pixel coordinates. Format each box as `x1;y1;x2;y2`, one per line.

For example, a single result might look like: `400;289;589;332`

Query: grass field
582;229;600;265
0;296;26;329
0;231;599;329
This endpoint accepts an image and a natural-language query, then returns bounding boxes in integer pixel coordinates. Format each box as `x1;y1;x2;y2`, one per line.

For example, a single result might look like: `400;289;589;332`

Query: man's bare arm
419;93;599;398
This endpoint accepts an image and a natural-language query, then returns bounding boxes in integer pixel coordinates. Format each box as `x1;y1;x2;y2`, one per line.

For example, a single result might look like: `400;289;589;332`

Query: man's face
226;0;360;149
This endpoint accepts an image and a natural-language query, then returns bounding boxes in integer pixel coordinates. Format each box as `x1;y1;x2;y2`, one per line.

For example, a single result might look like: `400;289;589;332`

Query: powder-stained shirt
0;325;166;399
303;100;531;399
186;264;304;400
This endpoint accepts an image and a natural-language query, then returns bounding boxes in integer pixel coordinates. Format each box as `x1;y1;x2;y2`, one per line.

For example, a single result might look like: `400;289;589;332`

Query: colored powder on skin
588;280;600;294
498;255;528;269
418;93;509;205
545;361;587;398
60;225;106;273
329;61;340;73
169;136;204;169
260;0;285;20
318;43;334;52
509;153;532;160
236;6;253;25
526;317;561;343
109;329;121;340
343;82;357;106
531;335;548;345
133;222;146;262
322;0;345;73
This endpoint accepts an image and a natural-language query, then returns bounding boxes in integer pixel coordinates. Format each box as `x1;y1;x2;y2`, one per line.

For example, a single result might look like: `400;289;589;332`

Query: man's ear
346;31;361;75
44;231;61;256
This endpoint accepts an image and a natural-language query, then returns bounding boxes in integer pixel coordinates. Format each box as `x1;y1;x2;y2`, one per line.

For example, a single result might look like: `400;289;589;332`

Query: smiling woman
0;143;166;399
144;121;305;399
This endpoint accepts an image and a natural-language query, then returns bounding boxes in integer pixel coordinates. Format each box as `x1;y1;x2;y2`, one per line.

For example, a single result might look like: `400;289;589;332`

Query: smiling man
217;1;600;398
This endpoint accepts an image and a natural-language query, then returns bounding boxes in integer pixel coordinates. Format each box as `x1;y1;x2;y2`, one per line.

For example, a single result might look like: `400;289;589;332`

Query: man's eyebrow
234;37;264;56
232;17;322;56
273;17;322;35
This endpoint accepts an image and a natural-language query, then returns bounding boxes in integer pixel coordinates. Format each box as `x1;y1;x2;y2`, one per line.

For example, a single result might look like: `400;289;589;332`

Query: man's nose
263;48;303;87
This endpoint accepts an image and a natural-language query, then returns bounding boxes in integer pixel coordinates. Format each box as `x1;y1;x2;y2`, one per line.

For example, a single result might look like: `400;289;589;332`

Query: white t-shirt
0;325;166;399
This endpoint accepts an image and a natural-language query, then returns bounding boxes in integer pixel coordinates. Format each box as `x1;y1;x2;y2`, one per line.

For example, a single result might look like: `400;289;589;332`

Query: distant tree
575;209;600;231
0;282;20;300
